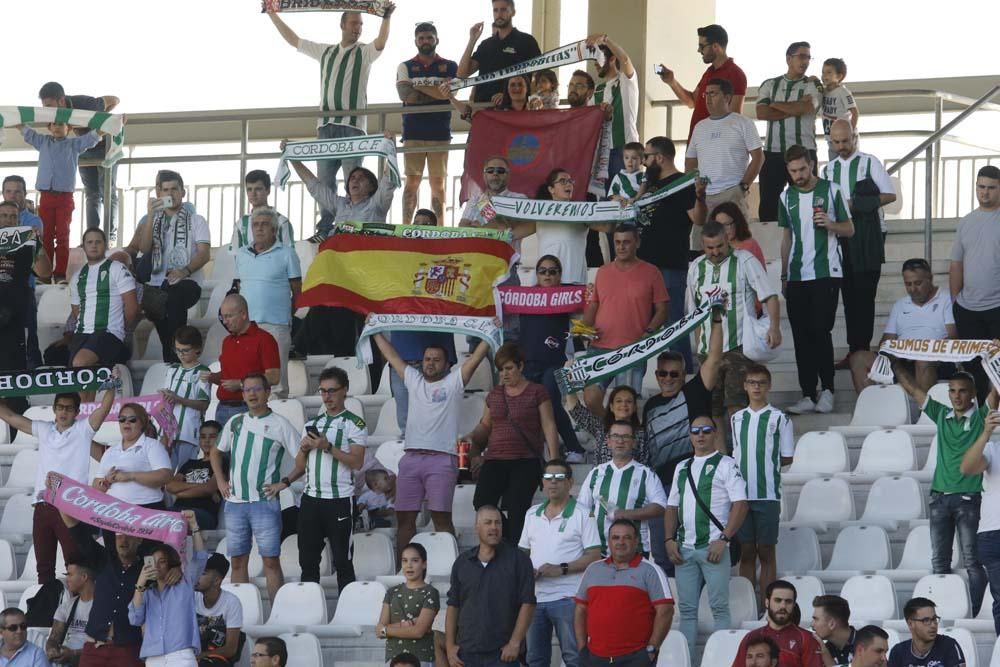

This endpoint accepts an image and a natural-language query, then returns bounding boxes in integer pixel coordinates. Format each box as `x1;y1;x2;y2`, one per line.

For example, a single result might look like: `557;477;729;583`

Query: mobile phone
143;555;155;569
654;64;664;75
306;425;320;437
154;196;173;210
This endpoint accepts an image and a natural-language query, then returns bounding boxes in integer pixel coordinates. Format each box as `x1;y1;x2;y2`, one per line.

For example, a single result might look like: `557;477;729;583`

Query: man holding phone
285;367;367;591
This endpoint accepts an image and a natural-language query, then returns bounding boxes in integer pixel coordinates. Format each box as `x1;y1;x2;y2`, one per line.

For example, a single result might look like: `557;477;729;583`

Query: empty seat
139;362;170;396
848;385;910;427
410;532;458;580
698;576;756;633
904;435;938;483
310;580;387;638
783;431;849;483
841;575;897;623
367;399;400;446
201;322;228;365
956;585;996;632
877;524;959;581
0;540;16;582
807;525;891;581
217;538;264;579
462;355;494;393
0;449;38;498
776;526;822;574
268;399;305;433
278;632;323;667
278;535;330;580
787;477;854;528
221;582;264;626
287;360;309;398
245;582;327;636
452;484;477;530
142;329;164;361
855;476;924;527
913;574;970;620
851;430;916;474
458;394;486;436
375;440;405;475
989;634;1000;667
353;532;396;580
657;630;690;667
700;630;749;667
17;544;65;585
36;286;71;326
939;627;978;667
324;357;371;396
0;493;35;541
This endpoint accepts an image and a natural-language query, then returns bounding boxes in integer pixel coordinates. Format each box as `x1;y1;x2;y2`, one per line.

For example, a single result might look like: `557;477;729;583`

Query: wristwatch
720;534;731;543
646;645;658;659
739;182;751;193
280;476;291;487
560;563;569;575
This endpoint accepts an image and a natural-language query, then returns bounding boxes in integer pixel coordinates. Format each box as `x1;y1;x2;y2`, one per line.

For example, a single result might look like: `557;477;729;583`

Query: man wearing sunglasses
887;597;966;667
519;459;602;667
0;607;47;665
460;156;532;241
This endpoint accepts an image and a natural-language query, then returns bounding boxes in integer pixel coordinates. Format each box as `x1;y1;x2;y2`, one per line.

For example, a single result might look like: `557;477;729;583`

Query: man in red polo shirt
656;24;747;139
574;519;673;667
200;293;280;426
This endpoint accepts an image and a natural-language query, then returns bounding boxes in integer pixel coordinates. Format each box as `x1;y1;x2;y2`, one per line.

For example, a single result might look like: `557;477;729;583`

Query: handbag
741;293;779;363
684;463;742;564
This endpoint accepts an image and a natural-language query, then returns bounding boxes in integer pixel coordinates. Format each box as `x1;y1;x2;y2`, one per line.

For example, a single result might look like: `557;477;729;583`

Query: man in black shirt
166;420;222;530
458;0;541;104
638;137;706;368
38;82;120;240
811;595;856;666
887;597;966;667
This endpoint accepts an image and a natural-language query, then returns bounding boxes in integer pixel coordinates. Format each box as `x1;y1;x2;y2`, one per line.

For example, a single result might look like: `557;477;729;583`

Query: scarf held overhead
275;135;400;189
0;226;37;254
868;338;1000;391
337;221;511;242
261;0;390;14
0;366;113;397
448;40;605;92
358;313;503;364
0;106;125;167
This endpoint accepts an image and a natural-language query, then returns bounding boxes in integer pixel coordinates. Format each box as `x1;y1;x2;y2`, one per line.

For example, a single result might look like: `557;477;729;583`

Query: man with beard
459;0;541;105
587;33;638;182
779;145;853;415
397;22;457;224
731;581;824;667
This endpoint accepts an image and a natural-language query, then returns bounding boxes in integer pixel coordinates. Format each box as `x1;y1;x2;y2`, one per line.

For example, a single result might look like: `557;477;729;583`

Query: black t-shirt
173;459;219;516
66;94;108;153
824;627;856;666
470;28;541;103
0;245;34;329
642;373;712;489
887;636;965;667
636;173;697;270
519;312;569;368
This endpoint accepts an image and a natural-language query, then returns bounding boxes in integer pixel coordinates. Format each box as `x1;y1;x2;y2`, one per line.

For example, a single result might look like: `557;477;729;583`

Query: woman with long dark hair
709;202;765;267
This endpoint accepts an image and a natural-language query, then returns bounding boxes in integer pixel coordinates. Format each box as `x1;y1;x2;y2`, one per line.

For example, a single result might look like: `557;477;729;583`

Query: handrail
650;87;1000;112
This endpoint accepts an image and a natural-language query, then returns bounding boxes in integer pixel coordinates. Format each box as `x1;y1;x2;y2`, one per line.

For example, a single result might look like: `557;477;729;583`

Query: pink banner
79;394;179;442
499;285;587;315
43;476;187;553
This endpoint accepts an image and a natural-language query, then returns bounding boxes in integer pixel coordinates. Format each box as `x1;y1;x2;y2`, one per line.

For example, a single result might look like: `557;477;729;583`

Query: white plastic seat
353;532;396;581
217;538;264;579
0;493;35;542
17;584;41;612
956;585;996;632
36;286;71;326
279;535;330;580
201;321;228;366
0;540;16;582
268;399;305;433
913;574;970;620
114;363;134;398
375;440;405;475
18;544;65;583
287;360;308;398
783;431;849;483
787;477;854;528
245;582;327;636
367;398;400;446
142;328;164;361
221;582;264;625
458;394;487;436
310;580;387;638
840;575;897;623
850;430;916;474
698;576;756;632
877;524;959;581
776;526;822;574
988;634;1000;667
324;357;371;396
656;630;690;667
782;576;825;625
854;476;924;528
939;628;978;667
462;356;494;393
278;632;323;667
139;362;170;396
0;449;38;499
452;484;477;530
807;525;891;582
410;532;458;580
903;436;938;483
848;385;911;427
700;630;749;667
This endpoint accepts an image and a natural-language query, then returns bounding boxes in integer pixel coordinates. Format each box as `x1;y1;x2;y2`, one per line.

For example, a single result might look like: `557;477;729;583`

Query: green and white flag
275;134;400;189
448;40;605;92
0;366;114;397
0;106;125;167
489;196;634;225
0;226;36;255
555;293;723;394
261;0;390;15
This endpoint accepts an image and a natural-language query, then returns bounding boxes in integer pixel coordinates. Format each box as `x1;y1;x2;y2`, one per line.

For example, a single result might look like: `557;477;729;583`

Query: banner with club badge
275;134;400;189
447;40;605;92
0;106;125;167
0;366;114;397
868;338;1000;391
498;285;587;315
261;0;390;15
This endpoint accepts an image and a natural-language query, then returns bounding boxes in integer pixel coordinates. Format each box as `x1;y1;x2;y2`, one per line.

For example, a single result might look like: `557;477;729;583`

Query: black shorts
70;332;126;367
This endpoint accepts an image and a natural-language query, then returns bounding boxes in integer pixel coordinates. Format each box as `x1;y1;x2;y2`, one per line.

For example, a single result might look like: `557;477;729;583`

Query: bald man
821;119;897;369
446;505;536;667
200;294;281;425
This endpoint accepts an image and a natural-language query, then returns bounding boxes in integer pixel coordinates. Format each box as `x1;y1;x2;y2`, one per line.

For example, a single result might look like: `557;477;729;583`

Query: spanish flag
298;231;516;317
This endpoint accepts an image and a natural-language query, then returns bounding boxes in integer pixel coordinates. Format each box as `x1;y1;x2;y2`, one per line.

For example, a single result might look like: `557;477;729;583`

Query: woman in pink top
710;202;766;268
462;343;559;542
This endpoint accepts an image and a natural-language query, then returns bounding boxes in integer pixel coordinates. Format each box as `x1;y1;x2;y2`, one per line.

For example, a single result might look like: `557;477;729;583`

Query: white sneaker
815;389;835;413
787;396;816;414
565;452;585;463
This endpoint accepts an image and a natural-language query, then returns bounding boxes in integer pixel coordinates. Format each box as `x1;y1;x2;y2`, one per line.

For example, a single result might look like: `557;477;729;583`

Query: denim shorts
224;498;282;557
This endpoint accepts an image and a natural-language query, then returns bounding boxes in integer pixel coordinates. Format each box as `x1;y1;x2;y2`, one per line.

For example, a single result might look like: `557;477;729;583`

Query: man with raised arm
458;0;541;105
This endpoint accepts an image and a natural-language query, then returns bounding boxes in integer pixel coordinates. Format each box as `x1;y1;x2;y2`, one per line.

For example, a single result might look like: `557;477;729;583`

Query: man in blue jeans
896;364;995;618
961;407;1000;632
520;459;602;667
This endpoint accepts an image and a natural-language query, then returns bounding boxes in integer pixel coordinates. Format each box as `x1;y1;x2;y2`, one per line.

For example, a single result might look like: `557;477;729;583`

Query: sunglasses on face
542;473;569;481
483;167;508;175
655;370;682;378
690;425;716;435
2;623;26;632
536;267;560;275
118;416;138;424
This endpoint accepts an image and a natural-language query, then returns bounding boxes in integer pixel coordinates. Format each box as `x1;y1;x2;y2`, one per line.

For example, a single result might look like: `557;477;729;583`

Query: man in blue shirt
887;597;967;667
0;607;50;666
2;175;44;368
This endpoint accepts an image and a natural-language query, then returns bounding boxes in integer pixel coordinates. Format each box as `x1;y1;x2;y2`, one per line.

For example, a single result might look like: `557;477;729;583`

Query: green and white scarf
0;226;36;255
357;312;503;365
448;40;605;92
488;196;634;225
337;221;511;242
555;293;724;394
150;205;191;277
632;171;699;222
0;106;125;167
0;366;114;397
275;134;400;189
261;0;389;15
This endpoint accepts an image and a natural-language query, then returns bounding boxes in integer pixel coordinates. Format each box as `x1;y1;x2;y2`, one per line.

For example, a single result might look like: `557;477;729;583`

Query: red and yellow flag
298;232;515;316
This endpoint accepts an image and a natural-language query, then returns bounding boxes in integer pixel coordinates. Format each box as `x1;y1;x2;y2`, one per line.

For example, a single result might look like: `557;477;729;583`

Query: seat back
139;362;171;396
0;493;34;536
916;383;950;424
20;544;64;582
331;581;387;626
698;576;756;633
783;576;825;626
855;430;916;473
5;449;38;490
36;286;71;326
0;540;16;582
913;574;970;620
267;582;327;626
786;431;849;474
850;384;909;426
410;532;459;579
860;476;924;522
826;525;891;571
268;399;305;433
202;322;228;365
17;584;41;612
458;394;486;435
841;575;897;622
656;631;690;667
791;477;854;523
375;440;405;475
452;484;478;529
353;532;396;580
278;632;323;667
221;582;264;626
279;535;329;579
939;628;978;667
700;630;749;667
776;526;822;573
374;363;392;396
371;399;399;438
897;524;960;571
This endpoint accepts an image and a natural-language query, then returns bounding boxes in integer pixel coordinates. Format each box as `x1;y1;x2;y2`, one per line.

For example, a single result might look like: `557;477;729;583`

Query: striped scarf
448;40;605;92
275;134;400;189
261;0;389;15
869;338;1000;391
0;106;124;167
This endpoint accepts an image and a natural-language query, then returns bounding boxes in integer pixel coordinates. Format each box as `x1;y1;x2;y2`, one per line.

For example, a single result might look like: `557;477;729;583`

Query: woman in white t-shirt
95;403;173;508
533;169;610;285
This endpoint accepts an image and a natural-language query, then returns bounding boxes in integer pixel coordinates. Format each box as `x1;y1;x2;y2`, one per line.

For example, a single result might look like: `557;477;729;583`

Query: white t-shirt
980;441;1000;533
52;594;93;651
536;223;589;285
96;435;172;505
885;288;955;340
195;590;244;652
403;365;465;455
822;85;857;138
518;498;601;603
32;419;96;501
685;113;763;195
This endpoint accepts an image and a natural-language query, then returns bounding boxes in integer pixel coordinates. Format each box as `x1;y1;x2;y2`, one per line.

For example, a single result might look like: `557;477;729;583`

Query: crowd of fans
2;0;1000;666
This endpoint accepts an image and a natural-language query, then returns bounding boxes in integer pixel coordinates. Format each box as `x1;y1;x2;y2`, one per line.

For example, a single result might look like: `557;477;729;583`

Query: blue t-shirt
887;636;965;667
390;331;457;364
398;55;457;141
234;243;302;326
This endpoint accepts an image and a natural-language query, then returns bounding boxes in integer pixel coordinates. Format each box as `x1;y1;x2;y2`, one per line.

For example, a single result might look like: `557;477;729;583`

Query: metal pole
925;146;933;264
238;119;249;218
102;165;113;242
933;96;943;218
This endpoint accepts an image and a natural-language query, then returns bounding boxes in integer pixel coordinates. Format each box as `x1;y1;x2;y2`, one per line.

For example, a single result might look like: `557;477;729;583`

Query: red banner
498;285;587;314
460;107;605;204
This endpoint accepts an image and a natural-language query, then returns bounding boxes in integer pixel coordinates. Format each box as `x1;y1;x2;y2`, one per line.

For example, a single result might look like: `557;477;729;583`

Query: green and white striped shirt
778;179;850;281
217;410;301;503
303;409;368;499
70;259;136;342
820;151;895;232
731;405;794;501
593;70;639;148
229;212;295;253
164;363;211;446
686;248;776;355
610;170;643;199
668;452;746;549
577;459;667;554
299;39;382;131
757;75;823;152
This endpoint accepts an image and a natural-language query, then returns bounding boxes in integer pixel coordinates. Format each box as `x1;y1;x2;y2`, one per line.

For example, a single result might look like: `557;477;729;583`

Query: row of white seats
786;429;936;483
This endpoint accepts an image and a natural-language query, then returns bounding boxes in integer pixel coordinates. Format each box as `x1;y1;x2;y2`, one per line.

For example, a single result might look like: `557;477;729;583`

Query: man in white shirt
519;459;602;667
849;257;956;393
373;333;490;559
195;553;244;666
960;408;1000;635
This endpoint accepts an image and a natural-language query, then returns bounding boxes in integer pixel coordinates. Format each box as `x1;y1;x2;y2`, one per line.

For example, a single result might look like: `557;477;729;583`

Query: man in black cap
195;554;245;666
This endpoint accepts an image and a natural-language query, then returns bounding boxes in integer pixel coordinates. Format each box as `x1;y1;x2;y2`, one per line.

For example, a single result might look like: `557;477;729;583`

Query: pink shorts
395;450;459;513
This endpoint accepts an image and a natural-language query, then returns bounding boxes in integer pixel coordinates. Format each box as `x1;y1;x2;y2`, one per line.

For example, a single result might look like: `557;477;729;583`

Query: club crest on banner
508;134;542;167
413;259;472;301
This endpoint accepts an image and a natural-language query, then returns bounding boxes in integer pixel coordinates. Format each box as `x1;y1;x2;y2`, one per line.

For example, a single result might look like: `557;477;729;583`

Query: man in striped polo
729;364;794;608
287;366;366;591
69;227;138;400
687;220;781;432
821;120;897;370
664;413;748;657
588;33;638;187
779;144;854;414
756;42;823;223
577;420;667;556
210;372;303;603
267;2;396;239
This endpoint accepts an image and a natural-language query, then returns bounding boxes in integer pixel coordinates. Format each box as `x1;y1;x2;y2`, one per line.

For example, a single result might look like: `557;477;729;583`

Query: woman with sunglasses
464;342;559;542
709;202;766;268
533;169;611;286
565;384;649;466
95;403;173;511
519;255;588;462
